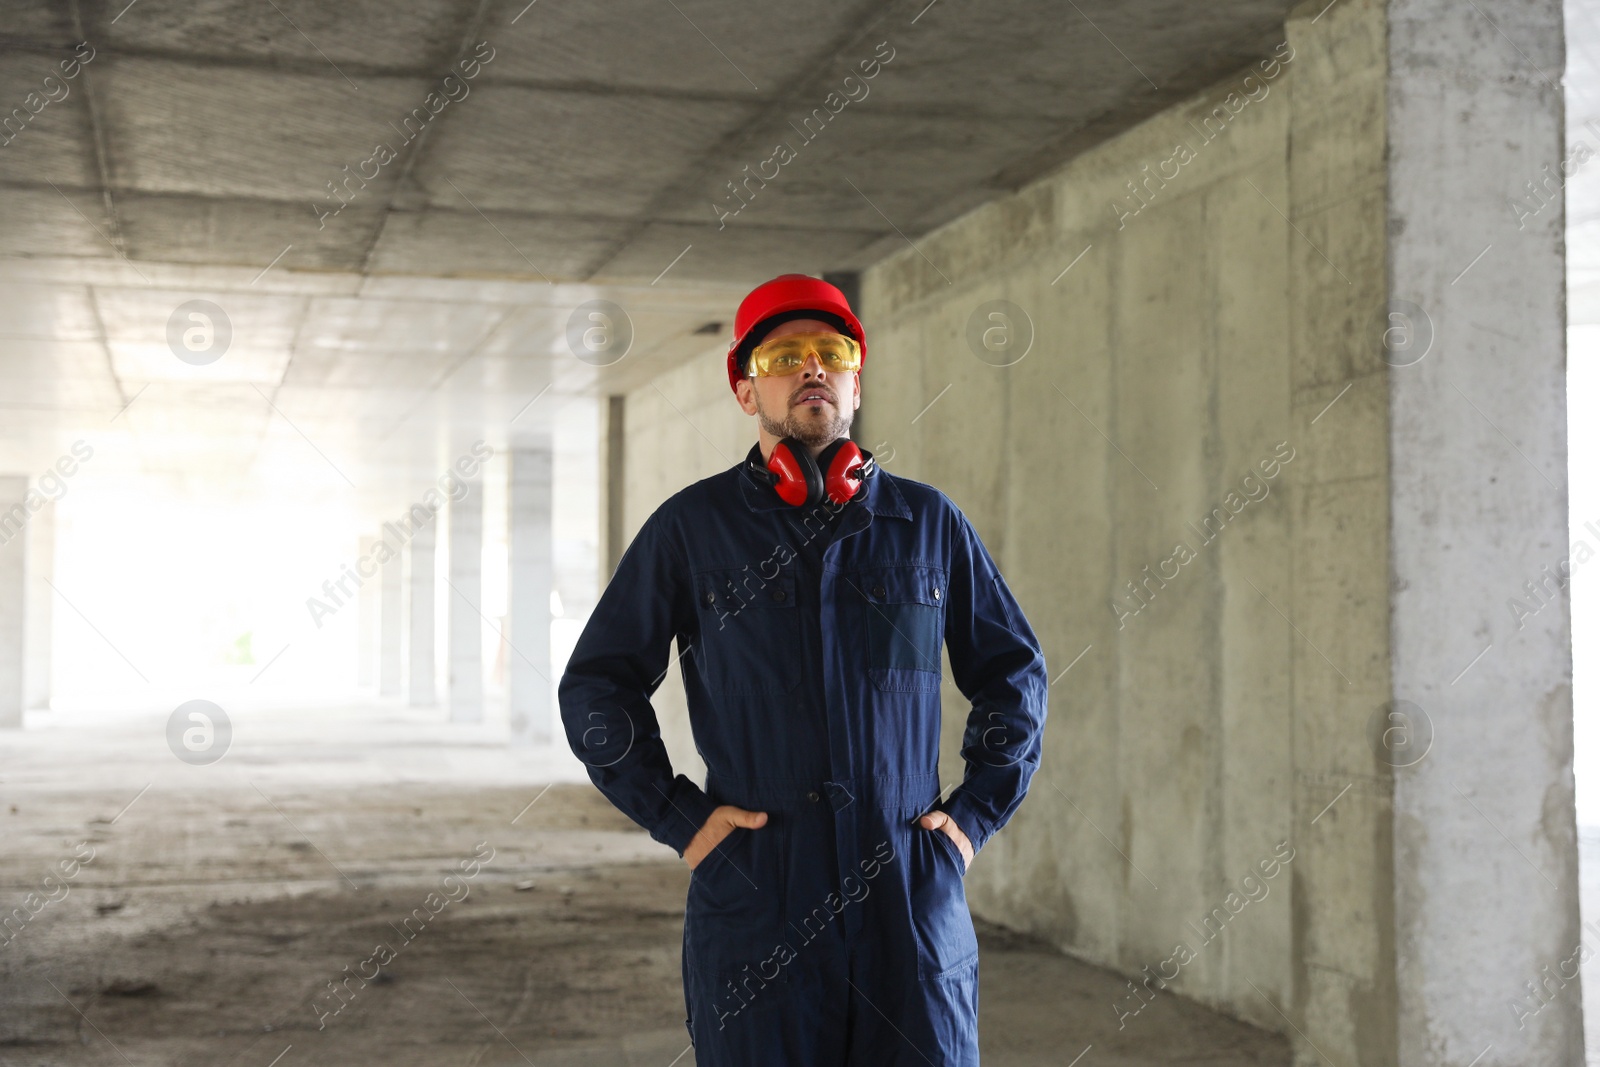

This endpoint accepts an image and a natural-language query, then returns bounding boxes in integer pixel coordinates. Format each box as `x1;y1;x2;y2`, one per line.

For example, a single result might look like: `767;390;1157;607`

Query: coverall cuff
939;792;997;857
653;775;720;856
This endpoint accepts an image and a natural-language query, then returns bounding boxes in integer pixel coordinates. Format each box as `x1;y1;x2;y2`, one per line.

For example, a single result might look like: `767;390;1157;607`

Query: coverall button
871;584;886;598
807;790;821;802
933;587;941;600
703;590;714;606
772;588;787;602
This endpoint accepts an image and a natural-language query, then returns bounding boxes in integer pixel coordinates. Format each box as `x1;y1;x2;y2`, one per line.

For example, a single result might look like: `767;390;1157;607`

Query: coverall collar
738;441;911;521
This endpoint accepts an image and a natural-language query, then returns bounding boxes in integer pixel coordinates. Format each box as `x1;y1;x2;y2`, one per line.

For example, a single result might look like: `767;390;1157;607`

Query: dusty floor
0;702;1290;1066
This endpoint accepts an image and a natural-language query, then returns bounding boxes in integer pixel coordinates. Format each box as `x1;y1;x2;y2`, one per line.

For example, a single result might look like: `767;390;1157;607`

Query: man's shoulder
641;465;744;526
877;469;961;520
686;463;746;505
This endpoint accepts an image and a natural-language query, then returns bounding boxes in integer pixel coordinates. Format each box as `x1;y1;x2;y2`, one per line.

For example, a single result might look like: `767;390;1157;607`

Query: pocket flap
849;563;947;607
696;566;798;613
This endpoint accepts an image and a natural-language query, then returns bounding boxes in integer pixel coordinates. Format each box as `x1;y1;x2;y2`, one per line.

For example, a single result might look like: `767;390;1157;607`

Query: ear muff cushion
817;438;865;505
769;438;823;507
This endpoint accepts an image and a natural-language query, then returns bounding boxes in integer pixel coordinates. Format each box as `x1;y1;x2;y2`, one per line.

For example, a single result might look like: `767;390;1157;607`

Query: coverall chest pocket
692;566;801;695
850;564;946;693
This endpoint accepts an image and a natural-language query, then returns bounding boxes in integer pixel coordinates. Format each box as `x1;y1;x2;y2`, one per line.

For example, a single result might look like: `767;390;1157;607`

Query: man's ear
734;378;757;415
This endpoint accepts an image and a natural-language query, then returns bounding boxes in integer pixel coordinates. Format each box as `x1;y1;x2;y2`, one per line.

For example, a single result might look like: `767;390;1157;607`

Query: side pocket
909;824;979;980
684;818;789;982
929;823;967;876
690;826;745;880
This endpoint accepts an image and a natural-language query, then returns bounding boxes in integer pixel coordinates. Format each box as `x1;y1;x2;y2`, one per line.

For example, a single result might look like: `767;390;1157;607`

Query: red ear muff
762;437;869;507
816;438;865;505
767;438;824;507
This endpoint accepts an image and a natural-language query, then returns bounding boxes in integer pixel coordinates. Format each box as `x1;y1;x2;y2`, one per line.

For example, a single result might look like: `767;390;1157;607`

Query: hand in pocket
918;809;972;871
684;805;768;870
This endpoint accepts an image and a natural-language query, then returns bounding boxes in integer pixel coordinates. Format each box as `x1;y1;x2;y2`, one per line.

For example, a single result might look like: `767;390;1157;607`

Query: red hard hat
725;274;866;395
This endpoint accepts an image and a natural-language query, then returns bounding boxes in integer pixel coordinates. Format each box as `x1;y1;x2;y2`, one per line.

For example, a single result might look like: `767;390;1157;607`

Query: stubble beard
756;387;854;448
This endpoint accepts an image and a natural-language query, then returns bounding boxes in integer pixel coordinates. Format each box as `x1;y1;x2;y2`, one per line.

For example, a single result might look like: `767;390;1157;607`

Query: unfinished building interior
0;0;1580;1063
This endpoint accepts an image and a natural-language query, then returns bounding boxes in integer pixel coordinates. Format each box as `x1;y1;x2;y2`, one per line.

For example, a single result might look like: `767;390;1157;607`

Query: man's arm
938;505;1050;857
557;507;718;856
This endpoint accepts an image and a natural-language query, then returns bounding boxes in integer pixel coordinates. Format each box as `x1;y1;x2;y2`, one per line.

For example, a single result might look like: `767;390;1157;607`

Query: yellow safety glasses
746;331;862;377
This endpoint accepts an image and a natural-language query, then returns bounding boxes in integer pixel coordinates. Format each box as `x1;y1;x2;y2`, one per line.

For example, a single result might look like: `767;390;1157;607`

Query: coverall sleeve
557;506;719;857
939;505;1050;856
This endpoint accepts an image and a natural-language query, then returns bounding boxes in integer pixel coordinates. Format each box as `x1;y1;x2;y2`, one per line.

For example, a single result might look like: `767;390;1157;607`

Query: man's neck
758;432;842;464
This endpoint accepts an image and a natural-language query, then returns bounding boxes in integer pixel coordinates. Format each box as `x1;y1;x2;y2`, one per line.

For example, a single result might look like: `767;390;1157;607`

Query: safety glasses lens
750;334;860;376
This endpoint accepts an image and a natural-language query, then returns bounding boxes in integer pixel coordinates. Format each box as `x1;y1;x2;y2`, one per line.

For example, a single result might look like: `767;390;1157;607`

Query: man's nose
800;353;826;378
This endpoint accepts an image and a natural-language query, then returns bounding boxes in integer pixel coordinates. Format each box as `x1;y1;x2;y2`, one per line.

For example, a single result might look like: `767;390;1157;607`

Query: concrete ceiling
2;0;1302;285
0;0;1301;507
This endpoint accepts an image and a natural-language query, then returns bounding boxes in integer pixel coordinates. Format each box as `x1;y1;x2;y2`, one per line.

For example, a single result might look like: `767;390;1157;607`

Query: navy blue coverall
558;443;1049;1065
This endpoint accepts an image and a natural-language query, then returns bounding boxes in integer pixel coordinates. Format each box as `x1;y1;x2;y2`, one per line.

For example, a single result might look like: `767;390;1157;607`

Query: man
558;273;1048;1065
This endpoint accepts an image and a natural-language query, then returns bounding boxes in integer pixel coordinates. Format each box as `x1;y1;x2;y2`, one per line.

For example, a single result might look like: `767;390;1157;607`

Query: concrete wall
1284;1;1398;1060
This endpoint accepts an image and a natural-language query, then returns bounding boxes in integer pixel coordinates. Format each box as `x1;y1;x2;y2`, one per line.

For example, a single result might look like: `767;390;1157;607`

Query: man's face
734;317;861;448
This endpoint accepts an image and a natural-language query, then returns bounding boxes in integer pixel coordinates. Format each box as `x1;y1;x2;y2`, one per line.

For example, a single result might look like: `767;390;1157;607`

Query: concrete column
605;395;626;583
357;536;378;688
1389;0;1579;1064
448;482;484;723
405;511;436;707
379;541;402;698
507;447;553;745
24;501;52;711
0;476;25;728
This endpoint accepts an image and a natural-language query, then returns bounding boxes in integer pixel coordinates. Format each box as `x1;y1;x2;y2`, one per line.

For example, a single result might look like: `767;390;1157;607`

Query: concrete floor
0;702;1289;1066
